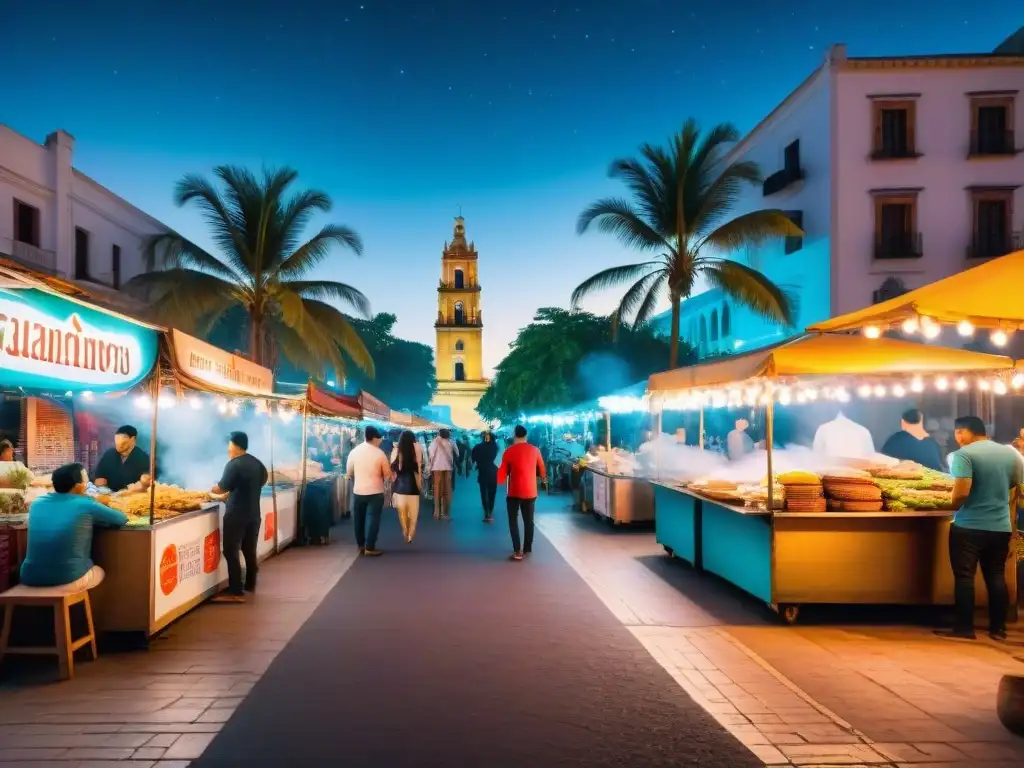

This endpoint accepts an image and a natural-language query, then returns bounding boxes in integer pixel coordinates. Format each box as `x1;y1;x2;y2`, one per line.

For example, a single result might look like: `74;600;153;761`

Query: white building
0;124;169;298
654;30;1024;358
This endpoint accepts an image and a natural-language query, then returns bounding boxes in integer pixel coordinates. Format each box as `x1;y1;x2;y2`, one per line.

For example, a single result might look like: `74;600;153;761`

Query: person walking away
428;428;459;520
497;425;546;561
936;416;1022;641
20;463;128;589
211;432;268;603
392;431;422;543
472;431;499;522
346;426;393;556
881;409;945;471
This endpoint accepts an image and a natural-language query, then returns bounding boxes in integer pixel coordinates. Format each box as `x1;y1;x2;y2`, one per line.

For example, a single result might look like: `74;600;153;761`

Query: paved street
0;479;1022;766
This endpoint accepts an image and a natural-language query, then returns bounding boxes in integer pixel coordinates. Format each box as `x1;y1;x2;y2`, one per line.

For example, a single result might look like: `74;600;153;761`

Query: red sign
159;545;179;596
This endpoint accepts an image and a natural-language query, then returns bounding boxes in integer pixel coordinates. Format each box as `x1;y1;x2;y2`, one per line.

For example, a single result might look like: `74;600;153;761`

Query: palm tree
126;166;374;380
572;119;802;369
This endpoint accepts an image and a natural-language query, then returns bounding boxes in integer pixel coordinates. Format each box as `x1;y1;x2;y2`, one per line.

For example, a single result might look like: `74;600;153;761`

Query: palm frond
283;280;372;318
302;299;375;377
615;269;667;326
123;269;240;331
570;261;662;309
174;173;252;276
267;317;329;380
275;224;364;279
576;198;666;251
690;160;762;236
699;209;803;253
140;232;244;284
700;260;795;327
273;189;333;264
632;272;669;328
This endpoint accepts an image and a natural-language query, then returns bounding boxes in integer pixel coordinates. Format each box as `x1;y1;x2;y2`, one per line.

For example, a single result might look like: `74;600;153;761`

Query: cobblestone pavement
538;501;1024;767
0;543;357;766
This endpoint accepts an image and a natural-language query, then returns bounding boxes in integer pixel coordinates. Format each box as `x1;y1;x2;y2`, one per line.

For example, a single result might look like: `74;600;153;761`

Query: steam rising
81;394;303;489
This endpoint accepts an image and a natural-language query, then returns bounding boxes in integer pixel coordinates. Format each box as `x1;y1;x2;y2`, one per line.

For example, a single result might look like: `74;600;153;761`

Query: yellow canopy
807;249;1024;333
647;334;1014;392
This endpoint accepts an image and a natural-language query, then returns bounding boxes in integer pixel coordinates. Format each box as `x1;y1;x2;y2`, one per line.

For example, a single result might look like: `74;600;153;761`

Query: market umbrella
806;249;1024;333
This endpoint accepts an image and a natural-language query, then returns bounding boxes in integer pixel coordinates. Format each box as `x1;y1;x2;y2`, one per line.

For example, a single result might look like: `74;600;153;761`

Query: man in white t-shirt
346;426;393;556
428;428;460;520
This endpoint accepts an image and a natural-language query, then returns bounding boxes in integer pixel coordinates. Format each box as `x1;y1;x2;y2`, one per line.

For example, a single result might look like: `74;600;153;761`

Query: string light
979;380;991;392
1012;374;1024;390
935;376;949;392
873;384;886;397
835;387;850;403
188;396;202;409
892;384;906;397
901;317;919;334
857;384;872;398
863;325;882;339
993;380;1008;395
911;377;925;393
957;320;975;337
991;329;1009;347
955;377;968;392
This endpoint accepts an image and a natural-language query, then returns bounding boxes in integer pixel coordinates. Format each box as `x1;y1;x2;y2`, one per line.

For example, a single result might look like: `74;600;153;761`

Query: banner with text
171;330;273;395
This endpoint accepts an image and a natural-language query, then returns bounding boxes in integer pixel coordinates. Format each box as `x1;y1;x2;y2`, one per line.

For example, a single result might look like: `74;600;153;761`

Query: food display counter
653;481;1010;623
583;466;654;524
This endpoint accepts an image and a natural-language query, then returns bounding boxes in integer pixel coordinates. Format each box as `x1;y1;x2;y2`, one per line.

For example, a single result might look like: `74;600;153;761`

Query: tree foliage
573;119;802;368
125;165;373;379
477;307;689;423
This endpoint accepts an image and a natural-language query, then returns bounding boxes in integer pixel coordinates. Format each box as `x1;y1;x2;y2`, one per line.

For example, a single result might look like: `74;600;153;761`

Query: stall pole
147;363;161;527
297;399;310;545
268;399;279;554
699;406;705;450
765;398;776;511
604;411;611;451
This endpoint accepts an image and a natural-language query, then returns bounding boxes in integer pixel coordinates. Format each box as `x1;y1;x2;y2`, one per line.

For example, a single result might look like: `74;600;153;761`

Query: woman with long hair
392;430;422;543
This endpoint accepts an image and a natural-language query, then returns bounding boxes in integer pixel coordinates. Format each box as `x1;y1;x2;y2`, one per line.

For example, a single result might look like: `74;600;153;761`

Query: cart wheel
663;545;675;557
779;605;801;625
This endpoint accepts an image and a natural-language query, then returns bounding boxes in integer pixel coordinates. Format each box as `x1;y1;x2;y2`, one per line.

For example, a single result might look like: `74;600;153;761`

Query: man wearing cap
93;424;152;493
346;426;394;556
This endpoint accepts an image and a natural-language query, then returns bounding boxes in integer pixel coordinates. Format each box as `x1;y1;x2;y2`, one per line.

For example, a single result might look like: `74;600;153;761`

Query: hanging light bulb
955;377;968;392
922;324;941;340
892;384;906;398
857;384;872;398
935;376;949;392
979;379;991;392
778;388;792;405
835;387;850;403
217;401;228;414
990;329;1009;347
863;325;882;340
796;391;808;404
910;377;924;393
994;380;1008;395
805;387;819;401
873;384;886;397
901;316;919;335
957;320;975;337
1012;374;1024;390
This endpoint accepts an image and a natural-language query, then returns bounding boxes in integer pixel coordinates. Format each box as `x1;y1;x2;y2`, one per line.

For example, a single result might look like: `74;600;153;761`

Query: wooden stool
0;583;98;680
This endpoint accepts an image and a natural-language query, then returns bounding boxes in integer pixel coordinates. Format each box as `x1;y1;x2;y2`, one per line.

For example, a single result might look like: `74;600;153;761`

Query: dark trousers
479;477;497;516
223;516;259;595
507;496;536;554
353;492;384;549
949;524;1012;633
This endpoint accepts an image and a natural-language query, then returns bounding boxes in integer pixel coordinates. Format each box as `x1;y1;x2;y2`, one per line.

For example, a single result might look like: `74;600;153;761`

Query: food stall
646;333;1017;622
89;330;302;634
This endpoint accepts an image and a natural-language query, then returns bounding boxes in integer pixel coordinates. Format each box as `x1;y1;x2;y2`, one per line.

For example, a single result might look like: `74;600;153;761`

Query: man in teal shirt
937;416;1022;641
21;463;129;589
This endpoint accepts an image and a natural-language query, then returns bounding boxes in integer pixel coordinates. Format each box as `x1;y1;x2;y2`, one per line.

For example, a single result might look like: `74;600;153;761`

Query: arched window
699;316;708;346
453;268;465;289
709;309;719;341
454;301;465;325
721;303;731;337
454;361;466;381
454;339;465;351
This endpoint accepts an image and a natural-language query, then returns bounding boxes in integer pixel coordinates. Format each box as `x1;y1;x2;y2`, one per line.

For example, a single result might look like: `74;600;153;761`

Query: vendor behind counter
93;425;151;493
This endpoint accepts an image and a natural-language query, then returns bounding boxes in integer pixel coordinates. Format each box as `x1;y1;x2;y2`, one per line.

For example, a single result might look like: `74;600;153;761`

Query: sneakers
509;552;523;561
363;549;383;557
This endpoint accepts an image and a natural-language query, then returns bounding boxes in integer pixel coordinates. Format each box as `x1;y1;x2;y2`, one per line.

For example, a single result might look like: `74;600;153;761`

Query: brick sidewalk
538;503;1024;767
0;544;356;766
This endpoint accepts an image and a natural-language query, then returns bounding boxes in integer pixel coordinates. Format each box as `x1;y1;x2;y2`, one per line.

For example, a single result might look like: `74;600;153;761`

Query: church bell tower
429;216;488;428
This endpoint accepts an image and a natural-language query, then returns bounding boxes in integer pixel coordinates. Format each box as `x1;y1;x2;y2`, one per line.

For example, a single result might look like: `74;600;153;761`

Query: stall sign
172;330;273;395
0;288;158;392
152;507;228;622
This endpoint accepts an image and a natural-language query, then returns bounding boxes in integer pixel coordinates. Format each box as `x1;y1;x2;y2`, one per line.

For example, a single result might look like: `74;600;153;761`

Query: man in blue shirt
21;463;129;589
937;416;1022;641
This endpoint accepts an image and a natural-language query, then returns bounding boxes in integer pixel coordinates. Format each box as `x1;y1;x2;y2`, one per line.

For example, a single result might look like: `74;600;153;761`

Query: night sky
5;1;1019;374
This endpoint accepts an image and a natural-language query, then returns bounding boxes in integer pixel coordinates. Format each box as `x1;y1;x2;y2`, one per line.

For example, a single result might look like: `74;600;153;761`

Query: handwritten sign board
171;330;272;395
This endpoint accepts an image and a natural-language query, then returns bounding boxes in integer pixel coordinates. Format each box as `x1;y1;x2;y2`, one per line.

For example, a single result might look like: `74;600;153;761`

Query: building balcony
966;231;1023;260
762;165;804;197
8;240;58;274
874;232;923;260
438;280;481;292
436;311;483;328
969;129;1018;158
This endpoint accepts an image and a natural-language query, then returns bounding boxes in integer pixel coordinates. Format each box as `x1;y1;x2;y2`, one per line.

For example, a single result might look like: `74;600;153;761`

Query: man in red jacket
497;424;547;561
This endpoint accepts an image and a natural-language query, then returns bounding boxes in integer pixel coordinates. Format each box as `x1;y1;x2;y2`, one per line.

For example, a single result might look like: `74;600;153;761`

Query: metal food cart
584;466;655;524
